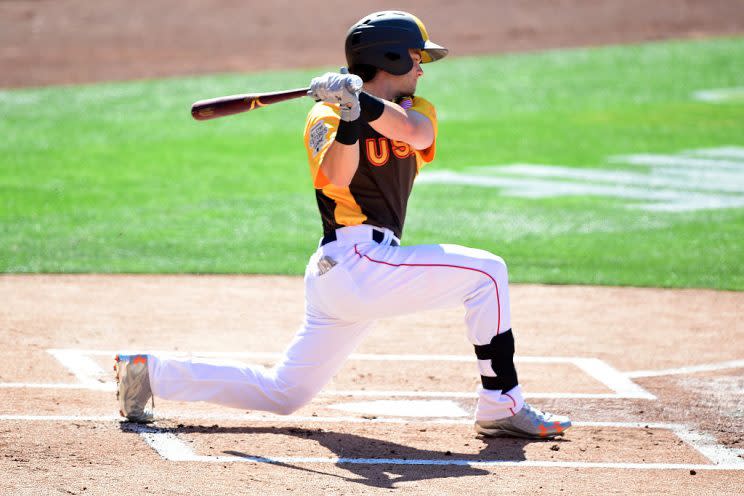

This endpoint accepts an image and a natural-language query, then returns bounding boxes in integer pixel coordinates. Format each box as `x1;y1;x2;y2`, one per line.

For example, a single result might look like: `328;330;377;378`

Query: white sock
475;385;524;421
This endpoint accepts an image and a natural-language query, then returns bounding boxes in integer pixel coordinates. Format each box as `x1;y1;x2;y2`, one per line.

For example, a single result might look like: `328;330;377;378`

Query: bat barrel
191;96;249;120
191;88;310;121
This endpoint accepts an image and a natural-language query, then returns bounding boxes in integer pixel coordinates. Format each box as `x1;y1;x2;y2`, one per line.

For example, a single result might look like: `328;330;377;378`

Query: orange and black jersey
303;97;437;240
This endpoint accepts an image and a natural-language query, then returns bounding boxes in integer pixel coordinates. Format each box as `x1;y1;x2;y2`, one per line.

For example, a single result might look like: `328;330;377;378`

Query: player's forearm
320;140;359;187
361;93;434;150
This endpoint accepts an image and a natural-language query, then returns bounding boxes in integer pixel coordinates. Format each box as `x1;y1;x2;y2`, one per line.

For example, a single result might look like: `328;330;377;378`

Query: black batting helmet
345;11;448;80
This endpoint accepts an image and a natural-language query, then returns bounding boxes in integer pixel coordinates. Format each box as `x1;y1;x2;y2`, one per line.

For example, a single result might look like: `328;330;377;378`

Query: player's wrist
359;92;385;122
335;118;360;145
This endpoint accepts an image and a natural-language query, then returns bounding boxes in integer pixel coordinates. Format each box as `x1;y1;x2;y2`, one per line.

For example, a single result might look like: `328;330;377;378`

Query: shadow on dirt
123;423;564;488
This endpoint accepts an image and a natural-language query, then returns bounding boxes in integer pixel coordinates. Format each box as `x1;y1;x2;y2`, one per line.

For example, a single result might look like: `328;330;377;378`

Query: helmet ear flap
382;49;414;76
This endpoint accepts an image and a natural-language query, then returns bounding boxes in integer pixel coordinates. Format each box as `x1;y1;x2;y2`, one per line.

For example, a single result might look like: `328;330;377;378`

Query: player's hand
307;70;362;102
308;69;362;121
338;67;361;121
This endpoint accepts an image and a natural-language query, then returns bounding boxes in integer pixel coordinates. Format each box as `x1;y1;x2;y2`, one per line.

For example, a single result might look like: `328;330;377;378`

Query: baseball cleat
474;402;571;439
114;354;154;423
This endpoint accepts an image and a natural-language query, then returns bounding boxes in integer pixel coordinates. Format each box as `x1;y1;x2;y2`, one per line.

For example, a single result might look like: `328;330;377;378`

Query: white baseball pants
148;225;524;420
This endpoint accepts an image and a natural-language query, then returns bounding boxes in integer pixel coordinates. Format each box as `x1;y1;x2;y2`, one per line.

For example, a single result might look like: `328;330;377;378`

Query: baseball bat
191;87;310;121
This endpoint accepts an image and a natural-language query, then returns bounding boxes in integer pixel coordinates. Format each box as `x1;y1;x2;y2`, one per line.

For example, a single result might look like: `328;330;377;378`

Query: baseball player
115;11;571;439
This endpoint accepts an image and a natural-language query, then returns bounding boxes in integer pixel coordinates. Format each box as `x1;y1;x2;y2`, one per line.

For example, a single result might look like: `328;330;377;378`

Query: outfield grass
1;38;743;289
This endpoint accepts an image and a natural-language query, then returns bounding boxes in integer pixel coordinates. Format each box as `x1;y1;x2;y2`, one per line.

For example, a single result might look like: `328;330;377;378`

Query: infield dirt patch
1;275;743;494
1;0;743;88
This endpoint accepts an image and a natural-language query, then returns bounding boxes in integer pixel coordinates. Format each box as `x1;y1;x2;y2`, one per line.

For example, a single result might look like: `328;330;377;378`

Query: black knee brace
474;330;519;392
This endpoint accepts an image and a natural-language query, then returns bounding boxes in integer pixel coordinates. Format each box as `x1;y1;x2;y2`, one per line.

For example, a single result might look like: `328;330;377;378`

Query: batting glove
308;69;362;121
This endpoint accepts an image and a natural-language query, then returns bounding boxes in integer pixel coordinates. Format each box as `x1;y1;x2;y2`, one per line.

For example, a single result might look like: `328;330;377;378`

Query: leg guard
474;329;519;392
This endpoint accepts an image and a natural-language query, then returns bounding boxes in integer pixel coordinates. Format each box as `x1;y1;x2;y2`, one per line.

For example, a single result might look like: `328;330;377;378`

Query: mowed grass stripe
1;38;743;288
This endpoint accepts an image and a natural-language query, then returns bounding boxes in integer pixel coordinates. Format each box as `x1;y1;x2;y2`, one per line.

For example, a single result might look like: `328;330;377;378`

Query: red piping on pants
353;244;502;335
504;391;517;416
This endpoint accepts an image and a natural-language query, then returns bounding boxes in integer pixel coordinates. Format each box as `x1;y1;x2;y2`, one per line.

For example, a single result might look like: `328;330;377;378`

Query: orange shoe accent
554;421;564;434
538;424;549;437
133;355;147;365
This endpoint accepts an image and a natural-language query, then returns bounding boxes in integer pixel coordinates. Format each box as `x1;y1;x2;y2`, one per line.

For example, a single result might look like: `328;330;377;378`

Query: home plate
328;400;469;417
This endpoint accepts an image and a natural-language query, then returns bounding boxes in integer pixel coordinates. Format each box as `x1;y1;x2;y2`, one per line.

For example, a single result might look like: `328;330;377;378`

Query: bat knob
340;67;363;93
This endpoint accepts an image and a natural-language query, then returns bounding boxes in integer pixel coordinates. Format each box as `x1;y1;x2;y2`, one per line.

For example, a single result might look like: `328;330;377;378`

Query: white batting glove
338;67;361;122
307;69;362;121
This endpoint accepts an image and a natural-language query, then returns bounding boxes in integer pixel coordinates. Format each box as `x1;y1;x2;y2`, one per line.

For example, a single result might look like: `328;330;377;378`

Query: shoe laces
523;403;550;422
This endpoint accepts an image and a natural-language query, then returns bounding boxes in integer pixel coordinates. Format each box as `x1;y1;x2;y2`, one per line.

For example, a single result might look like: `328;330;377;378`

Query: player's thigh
348;242;508;319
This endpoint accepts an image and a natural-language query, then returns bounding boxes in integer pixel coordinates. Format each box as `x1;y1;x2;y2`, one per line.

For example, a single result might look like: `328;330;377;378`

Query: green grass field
2;38;743;289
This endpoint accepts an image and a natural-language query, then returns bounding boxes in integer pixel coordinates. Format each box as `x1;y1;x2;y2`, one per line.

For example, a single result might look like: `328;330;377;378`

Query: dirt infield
1;275;743;494
1;0;743;88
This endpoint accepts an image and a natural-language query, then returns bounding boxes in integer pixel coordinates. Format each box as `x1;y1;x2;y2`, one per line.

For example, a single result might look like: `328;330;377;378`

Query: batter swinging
115;11;572;439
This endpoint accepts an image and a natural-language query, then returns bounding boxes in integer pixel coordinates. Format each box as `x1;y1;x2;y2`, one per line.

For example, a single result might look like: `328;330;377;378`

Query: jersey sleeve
409;96;438;164
304;102;341;188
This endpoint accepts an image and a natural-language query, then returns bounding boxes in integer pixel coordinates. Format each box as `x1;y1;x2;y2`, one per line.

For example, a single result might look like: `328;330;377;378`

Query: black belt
321;229;399;247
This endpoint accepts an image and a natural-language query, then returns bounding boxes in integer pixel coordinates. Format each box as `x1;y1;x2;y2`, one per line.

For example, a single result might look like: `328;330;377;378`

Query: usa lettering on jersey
365;138;415;167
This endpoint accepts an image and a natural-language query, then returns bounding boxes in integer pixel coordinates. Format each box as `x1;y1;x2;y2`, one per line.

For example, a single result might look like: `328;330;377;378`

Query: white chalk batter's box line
1;414;741;471
9;348;655;400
